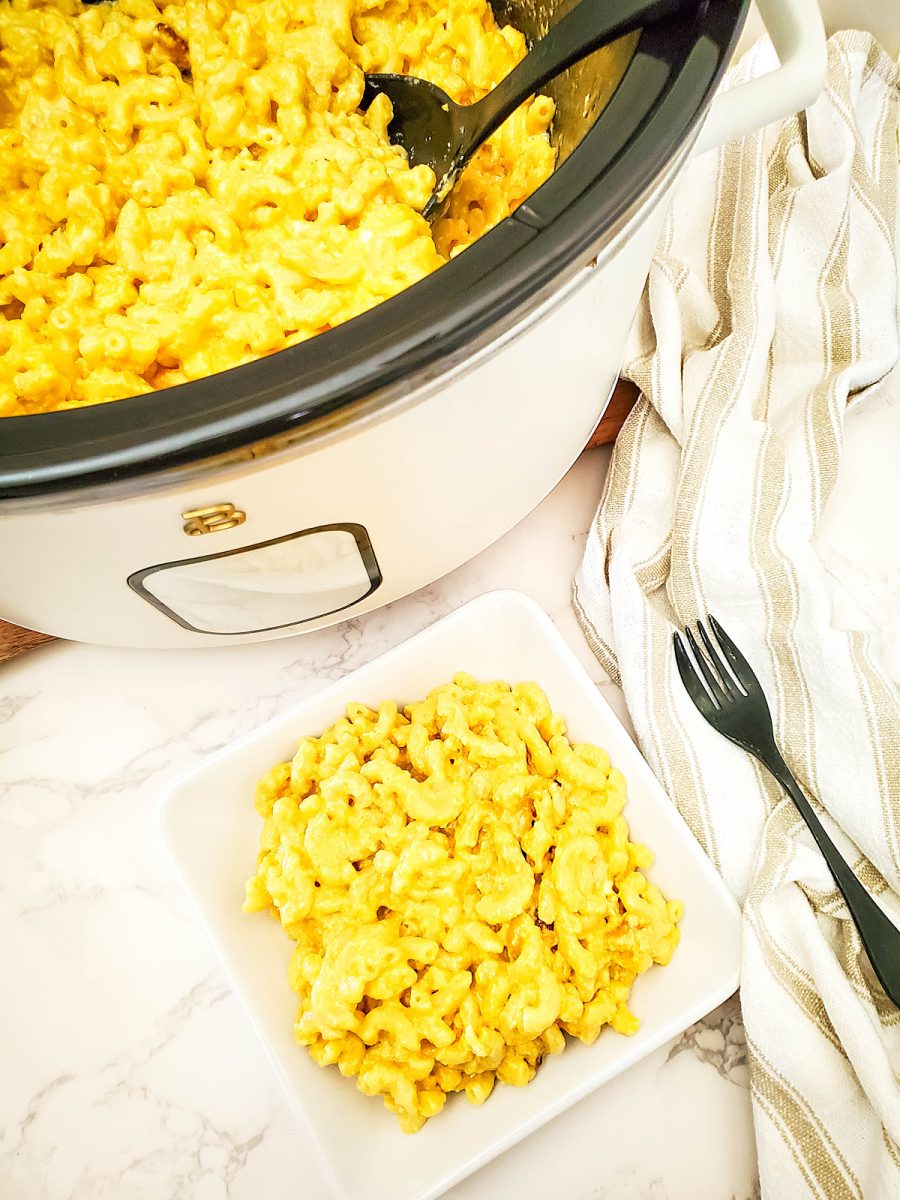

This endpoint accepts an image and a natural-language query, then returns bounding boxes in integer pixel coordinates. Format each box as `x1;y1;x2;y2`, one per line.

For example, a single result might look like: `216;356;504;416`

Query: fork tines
674;615;751;711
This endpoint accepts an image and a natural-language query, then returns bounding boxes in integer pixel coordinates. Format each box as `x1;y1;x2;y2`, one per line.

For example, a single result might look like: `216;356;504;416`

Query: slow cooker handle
693;0;827;154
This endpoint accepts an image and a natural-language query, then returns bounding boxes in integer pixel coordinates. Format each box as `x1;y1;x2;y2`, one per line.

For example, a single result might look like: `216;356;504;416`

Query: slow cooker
0;0;825;647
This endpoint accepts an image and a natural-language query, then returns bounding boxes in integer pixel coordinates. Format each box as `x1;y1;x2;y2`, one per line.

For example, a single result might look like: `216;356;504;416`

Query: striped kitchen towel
575;31;900;1200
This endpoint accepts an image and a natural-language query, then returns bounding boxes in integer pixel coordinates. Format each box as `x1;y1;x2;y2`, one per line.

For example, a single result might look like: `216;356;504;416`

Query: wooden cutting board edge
0;380;639;664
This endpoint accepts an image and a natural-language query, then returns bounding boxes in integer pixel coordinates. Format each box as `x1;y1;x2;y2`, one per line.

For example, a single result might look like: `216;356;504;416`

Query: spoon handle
469;0;687;144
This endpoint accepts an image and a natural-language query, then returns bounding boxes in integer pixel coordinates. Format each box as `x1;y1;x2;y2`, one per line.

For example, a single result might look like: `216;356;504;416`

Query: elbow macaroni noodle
0;0;556;415
244;675;683;1132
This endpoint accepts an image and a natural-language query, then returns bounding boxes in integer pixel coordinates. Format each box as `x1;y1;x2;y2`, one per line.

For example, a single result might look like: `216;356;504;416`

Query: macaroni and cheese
0;0;556;416
244;674;683;1132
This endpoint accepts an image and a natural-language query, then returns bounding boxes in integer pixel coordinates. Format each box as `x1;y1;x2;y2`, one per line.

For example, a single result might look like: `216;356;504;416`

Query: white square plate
159;590;741;1200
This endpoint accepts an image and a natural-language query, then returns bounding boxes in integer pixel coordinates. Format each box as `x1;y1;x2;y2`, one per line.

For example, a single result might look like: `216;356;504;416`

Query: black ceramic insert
0;0;747;499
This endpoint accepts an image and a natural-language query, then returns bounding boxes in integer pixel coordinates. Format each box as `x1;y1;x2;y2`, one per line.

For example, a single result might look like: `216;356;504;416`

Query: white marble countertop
3;380;897;1200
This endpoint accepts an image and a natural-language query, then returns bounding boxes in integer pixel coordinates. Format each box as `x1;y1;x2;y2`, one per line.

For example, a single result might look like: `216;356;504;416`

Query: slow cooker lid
0;0;747;500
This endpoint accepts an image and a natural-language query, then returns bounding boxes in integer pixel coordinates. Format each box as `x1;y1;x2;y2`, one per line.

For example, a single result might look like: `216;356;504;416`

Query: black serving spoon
363;0;689;220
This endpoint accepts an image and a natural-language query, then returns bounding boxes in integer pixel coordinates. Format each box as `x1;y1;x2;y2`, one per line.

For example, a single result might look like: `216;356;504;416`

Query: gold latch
182;503;247;536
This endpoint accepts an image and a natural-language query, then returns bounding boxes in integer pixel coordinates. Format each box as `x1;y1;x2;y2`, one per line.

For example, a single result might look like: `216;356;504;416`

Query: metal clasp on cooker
181;503;247;536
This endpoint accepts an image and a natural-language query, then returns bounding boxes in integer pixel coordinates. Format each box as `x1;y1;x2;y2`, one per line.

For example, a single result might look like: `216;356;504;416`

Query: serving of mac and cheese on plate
0;0;556;416
244;672;683;1132
160;591;742;1200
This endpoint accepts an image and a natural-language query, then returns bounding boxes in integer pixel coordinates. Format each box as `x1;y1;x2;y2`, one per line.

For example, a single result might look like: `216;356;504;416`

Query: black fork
674;615;900;1006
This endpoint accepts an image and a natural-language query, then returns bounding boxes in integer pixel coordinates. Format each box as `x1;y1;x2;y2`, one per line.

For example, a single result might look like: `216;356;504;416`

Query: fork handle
765;748;900;1006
